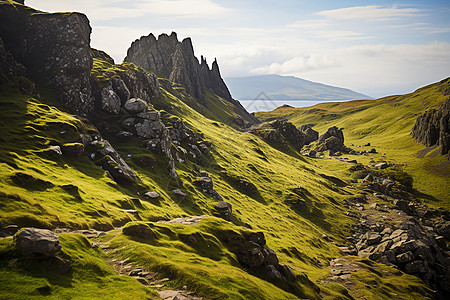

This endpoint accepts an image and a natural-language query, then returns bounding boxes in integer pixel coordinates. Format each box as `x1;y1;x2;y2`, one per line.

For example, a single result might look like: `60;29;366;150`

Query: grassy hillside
0;72;437;298
257;78;450;207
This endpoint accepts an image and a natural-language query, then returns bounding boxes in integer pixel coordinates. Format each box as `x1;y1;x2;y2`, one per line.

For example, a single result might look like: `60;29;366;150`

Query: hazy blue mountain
224;74;373;100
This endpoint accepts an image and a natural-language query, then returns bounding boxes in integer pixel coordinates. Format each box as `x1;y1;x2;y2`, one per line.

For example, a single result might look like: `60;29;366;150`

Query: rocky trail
74;218;211;300
320;191;450;296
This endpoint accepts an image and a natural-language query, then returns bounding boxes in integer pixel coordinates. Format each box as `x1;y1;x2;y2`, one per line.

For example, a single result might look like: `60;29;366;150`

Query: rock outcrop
124;32;257;126
0;37;25;84
0;3;94;116
250;120;305;151
316;126;345;152
125;32;231;100
300;125;319;145
411;97;450;155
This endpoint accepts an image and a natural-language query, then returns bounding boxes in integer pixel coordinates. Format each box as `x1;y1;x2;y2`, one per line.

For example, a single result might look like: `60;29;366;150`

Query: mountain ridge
225;74;373;101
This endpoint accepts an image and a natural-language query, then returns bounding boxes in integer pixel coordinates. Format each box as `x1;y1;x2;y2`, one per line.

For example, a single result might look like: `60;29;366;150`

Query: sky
27;0;450;98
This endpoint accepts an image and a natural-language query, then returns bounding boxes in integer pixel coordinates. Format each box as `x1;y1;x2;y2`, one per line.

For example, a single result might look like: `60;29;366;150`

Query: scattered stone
48;145;62;155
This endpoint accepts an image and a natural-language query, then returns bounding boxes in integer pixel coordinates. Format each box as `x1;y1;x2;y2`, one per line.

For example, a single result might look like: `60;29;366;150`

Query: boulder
94;139;140;185
92;82;121;115
14;228;61;258
124;98;148;114
111;77;130;105
122;223;155;239
266;265;284;281
215;201;232;221
262;248;279;266
279;264;296;281
144;191;160;199
317;136;344;152
196;177;213;191
250;120;305;151
374;162;388;169
319;126;344;144
48;145;62;155
61;142;84;157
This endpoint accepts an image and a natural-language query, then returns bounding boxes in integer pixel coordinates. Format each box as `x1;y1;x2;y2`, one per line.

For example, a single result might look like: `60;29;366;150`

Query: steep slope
257;78;450;204
225;75;373;101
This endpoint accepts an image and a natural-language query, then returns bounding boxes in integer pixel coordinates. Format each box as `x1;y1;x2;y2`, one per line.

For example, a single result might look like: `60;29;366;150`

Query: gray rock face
0;37;25;84
124;32;257;125
250;120;305;151
92;82;121;115
91;49;160;107
300;125;319;145
14;228;61;258
111;77;130;105
411;97;450;155
317;126;345;152
125;32;231;101
0;4;94;116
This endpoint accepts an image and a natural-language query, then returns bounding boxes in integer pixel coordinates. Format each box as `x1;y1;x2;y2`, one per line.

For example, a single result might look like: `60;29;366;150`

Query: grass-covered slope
0;59;437;299
0;233;158;299
257;78;450;206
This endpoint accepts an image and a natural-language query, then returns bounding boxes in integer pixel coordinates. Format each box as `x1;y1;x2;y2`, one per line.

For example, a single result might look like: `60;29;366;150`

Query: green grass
0;44;439;298
257;78;450;207
0;233;158;299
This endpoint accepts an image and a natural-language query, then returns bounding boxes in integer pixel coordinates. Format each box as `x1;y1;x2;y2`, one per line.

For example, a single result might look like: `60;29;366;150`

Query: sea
238;99;352;113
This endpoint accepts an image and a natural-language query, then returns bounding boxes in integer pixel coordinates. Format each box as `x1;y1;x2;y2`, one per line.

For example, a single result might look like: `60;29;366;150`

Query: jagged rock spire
125;32;232;101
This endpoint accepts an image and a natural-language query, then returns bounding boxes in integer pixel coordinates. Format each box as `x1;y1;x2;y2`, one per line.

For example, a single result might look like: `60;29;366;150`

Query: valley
0;1;449;299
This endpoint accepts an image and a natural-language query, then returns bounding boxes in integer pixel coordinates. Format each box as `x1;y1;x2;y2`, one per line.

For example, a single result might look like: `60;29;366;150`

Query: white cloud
135;0;231;17
317;5;424;21
27;0;231;20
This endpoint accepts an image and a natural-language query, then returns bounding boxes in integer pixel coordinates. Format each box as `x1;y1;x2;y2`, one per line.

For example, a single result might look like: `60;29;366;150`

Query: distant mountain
224;74;373;101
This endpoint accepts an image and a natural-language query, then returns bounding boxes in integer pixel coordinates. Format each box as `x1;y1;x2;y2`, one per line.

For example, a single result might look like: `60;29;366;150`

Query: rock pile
229;231;296;282
344;199;450;294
